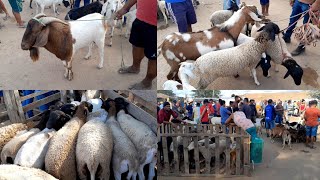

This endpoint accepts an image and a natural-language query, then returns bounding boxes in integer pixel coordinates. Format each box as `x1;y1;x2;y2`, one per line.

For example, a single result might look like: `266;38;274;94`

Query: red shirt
216;103;221;115
157;109;178;124
304;107;320;127
200;105;214;123
136;0;157;26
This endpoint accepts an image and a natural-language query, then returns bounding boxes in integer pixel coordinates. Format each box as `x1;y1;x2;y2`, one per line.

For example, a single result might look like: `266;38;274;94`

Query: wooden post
13;90;25;122
215;136;220;174
205;136;210;174
162;136;169;174
243;137;250;176
3;90;23;123
226;136;231;175
194;135;200;174
236;137;241;175
183;137;189;174
173;136;180;173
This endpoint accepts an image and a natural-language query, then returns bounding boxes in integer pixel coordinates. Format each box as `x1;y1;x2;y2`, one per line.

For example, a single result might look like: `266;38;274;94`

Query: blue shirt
220;106;231;124
186;105;193;118
224;0;240;10
165;0;186;3
265;104;275;122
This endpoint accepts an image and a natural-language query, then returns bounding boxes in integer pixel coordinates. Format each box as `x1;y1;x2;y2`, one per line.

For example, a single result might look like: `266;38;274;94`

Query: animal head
256;54;271;77
75;101;93;118
241;5;262;22
282;58;303;85
46;110;71;130
62;0;70;8
60;103;77;117
102;0;120;19
179;62;195;79
21;14;68;61
101;98;116;112
114;97;129;114
257;22;280;41
162;80;182;90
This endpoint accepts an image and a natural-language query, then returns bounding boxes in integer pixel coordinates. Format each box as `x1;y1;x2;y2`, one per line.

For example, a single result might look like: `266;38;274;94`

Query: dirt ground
158;118;320;180
0;1;155;90
157;0;320;90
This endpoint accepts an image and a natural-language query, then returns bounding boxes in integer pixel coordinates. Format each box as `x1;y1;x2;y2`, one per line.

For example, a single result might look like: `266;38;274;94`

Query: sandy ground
0;1;155;90
158;118;320;179
157;0;320;90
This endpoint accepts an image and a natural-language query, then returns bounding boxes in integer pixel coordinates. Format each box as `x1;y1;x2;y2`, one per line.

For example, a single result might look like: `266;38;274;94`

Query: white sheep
0;123;28;163
101;0;122;46
21;13;108;81
76;118;113;180
178;23;280;89
14;128;56;169
34;0;70;17
80;90;101;102
162;80;182;90
115;98;157;180
0;164;58;180
87;98;104;113
87;109;108;122
123;9;137;38
104;100;139;180
1;128;40;164
45;102;91;180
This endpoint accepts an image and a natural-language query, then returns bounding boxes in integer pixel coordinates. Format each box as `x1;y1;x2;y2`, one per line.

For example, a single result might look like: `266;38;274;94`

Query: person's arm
172;110;183;122
115;0;137;19
311;0;320;11
225;113;234;125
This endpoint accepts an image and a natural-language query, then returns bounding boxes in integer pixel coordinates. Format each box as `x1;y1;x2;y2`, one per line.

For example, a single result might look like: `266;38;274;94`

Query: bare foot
118;66;140;74
129;81;152;90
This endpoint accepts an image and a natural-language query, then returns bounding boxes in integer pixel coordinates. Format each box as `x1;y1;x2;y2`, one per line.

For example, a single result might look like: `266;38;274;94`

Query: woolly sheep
80;90;101;102
103;99;139;180
1;128;40;164
0;164;58;180
87;109;108;122
14;128;56;169
45;101;92;180
178;23;280;89
76;116;113;179
114;98;157;180
87;98;104;113
0;123;28;163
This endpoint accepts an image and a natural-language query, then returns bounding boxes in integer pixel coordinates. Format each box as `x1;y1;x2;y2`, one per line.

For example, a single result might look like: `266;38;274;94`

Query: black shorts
129;18;156;60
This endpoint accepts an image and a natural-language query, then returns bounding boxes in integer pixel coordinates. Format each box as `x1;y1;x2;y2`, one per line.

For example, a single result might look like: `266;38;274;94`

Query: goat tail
30;47;40;62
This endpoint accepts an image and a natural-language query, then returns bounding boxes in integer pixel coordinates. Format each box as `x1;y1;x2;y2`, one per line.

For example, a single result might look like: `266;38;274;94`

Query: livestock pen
158;124;252;177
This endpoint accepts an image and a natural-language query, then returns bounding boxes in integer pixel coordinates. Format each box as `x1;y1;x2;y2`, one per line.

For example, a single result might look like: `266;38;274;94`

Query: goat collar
32;18;46;26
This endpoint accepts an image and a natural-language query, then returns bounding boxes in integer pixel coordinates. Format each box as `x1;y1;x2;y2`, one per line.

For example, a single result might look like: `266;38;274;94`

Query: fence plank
205;137;210;174
3;91;21;123
161;133;249;138
23;93;60;112
20;90;52;101
183;137;189;174
173;137;179;173
243;137;250;176
226;137;231;175
215;136;220;174
13;90;26;121
194;135;200;174
236;137;241;175
162;137;169;174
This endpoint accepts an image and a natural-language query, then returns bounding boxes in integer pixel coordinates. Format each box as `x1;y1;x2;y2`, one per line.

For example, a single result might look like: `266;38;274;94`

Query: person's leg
283;0;302;43
74;0;80;8
305;126;311;147
84;0;90;6
186;0;197;33
12;11;23;26
170;2;188;33
0;0;10;19
310;126;318;148
265;1;270;16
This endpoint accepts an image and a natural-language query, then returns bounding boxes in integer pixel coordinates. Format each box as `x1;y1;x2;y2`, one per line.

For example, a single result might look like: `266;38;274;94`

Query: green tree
213;90;221;98
157;90;175;97
309;90;320;99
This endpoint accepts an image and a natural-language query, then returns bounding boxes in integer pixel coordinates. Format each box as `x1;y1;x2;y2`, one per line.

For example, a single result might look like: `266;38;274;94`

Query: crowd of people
157;96;320;148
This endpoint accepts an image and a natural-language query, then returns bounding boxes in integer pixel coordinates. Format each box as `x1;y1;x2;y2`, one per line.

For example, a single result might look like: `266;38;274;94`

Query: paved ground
157;0;320;90
158;118;320;180
0;1;155;89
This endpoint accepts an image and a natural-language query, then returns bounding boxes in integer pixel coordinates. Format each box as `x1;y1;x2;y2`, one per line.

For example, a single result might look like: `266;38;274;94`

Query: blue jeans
74;0;90;8
265;120;275;130
283;0;310;39
306;126;318;137
275;115;283;124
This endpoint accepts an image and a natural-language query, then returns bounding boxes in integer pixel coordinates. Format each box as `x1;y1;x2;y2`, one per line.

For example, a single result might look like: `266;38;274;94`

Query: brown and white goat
158;5;262;80
21;13;108;81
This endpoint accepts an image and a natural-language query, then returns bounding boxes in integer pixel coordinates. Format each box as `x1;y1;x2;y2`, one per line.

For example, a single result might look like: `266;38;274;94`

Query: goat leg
84;43;93;60
251;68;260;86
282;138;285;149
29;0;33;8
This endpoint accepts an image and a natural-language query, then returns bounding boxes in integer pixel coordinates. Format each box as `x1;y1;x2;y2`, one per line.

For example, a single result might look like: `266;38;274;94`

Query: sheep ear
257;26;265;32
33;27;50;47
284;71;290;79
269;31;276;41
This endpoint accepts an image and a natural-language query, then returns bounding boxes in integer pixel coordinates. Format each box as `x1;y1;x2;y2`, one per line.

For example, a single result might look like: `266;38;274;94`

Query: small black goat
64;1;104;20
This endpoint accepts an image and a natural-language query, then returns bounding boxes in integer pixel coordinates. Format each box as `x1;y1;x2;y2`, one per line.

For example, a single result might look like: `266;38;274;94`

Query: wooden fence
157;124;251;177
0;90;61;124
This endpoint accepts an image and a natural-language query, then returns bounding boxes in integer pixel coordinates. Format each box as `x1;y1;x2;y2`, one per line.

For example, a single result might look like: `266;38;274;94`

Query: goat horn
39;17;69;25
34;13;47;19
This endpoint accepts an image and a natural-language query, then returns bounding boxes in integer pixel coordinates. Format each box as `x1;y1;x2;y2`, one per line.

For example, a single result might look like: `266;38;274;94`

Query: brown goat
270;124;285;143
158;5;262;81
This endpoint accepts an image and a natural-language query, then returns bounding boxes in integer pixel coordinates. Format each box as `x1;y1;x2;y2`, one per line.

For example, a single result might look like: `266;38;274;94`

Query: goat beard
30;47;39;62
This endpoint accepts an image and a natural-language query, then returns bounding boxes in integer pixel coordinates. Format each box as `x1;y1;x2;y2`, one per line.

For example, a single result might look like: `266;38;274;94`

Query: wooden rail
157;124;251;177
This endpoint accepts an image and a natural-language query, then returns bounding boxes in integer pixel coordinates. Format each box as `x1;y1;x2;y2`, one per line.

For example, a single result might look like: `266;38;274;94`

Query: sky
172;90;304;98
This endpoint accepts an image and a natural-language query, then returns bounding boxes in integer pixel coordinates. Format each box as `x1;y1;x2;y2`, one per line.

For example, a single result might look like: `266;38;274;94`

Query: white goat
35;0;70;17
158;0;168;26
123;9;137;38
101;0;122;46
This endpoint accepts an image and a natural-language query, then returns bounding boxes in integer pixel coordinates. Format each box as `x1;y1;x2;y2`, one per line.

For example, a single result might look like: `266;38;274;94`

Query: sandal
3;15;10;21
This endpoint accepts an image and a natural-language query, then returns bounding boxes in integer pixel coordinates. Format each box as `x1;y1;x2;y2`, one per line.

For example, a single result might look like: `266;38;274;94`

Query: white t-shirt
233;111;254;130
193;107;201;124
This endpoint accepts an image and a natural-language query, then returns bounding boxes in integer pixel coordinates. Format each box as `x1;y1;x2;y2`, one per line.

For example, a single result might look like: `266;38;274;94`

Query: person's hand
290;0;294;7
115;8;128;20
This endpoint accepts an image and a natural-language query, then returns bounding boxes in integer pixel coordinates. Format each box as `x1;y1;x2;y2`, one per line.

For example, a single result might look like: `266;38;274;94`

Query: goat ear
284;71;290;79
249;12;262;22
33;27;50;47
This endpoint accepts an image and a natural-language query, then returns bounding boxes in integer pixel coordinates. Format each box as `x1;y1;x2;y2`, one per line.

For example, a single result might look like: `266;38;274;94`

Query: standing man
304;100;320;149
165;0;197;33
282;0;315;56
265;99;276;137
228;101;234;113
275;100;284;124
8;0;25;27
158;102;183;126
116;0;156;89
220;100;232;125
200;99;214;124
186;101;193;120
249;99;258;123
241;98;252;120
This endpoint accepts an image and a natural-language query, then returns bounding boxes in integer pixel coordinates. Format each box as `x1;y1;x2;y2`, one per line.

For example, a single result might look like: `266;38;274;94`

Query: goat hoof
84;56;90;60
68;72;73;81
255;82;261;86
97;64;103;69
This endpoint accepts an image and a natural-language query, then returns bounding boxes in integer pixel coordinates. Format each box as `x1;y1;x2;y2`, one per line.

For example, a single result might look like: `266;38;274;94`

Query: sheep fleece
0;123;28;161
0;164;57;180
45;117;85;180
76;119;113;179
1;128;40;163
